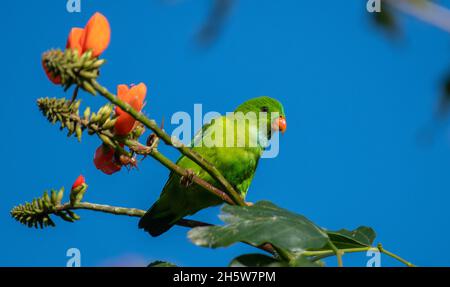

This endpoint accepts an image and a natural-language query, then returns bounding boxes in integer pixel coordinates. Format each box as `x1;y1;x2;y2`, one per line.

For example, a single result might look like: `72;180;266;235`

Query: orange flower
114;83;147;136
66;12;111;57
44;12;111;85
71;175;86;191
66;27;84;55
93;145;121;175
82;13;111;57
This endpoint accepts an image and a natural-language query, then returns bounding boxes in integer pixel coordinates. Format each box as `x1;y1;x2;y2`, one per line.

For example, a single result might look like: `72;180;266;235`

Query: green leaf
326;226;376;249
148;261;177;267
188;201;329;254
229;254;288;267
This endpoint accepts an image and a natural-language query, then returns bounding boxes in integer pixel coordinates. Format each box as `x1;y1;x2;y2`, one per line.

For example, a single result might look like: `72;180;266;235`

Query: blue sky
1;0;450;267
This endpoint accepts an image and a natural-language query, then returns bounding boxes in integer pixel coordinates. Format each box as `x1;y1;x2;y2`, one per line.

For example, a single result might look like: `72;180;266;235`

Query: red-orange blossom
43;12;111;84
114;83;147;136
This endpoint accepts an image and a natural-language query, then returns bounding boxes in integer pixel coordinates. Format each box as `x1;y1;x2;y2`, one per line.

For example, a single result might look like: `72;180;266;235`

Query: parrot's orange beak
272;116;287;134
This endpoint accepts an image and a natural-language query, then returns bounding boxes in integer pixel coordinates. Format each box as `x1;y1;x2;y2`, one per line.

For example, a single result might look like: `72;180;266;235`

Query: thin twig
377;243;416;267
70;86;80;104
304;246;416;267
328;241;343;267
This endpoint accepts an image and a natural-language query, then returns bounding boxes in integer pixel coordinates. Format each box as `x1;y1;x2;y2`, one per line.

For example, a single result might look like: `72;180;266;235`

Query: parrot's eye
261;106;269;113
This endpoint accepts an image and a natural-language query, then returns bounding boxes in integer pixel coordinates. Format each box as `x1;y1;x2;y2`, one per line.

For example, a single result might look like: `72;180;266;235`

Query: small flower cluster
42;13;147;175
94;83;147;174
43;12;110;85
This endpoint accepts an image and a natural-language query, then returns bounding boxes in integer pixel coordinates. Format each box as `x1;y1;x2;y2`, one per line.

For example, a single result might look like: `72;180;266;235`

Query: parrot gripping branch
36;91;281;258
42;48;245;206
37;96;236;205
39;46;293;263
88;78;246;207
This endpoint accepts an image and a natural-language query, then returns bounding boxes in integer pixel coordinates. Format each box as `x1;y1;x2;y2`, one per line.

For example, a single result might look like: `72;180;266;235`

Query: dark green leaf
229;254;288;267
326;226;376;249
148;260;177;267
229;253;323;267
188;201;329;253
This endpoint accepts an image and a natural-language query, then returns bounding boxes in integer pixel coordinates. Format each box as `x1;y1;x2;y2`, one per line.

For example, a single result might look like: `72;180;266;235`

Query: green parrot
139;96;287;236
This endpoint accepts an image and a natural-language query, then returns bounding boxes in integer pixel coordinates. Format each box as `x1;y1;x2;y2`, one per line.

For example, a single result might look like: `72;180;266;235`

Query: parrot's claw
245;201;254;207
146;133;159;148
180;169;195;187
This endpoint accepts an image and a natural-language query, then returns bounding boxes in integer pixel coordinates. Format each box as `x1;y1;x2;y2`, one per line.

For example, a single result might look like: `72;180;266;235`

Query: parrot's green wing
139;115;263;236
139;96;285;237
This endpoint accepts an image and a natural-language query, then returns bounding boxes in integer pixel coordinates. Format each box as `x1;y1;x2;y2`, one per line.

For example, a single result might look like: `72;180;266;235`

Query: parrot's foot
245;201;254;207
146;133;159;148
180;169;195;187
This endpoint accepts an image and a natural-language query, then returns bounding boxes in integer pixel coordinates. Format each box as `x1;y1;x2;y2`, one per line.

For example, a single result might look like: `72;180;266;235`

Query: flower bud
70;175;88;205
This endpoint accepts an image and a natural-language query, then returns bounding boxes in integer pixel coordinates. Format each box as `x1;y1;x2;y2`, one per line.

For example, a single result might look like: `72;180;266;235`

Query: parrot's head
234;96;287;139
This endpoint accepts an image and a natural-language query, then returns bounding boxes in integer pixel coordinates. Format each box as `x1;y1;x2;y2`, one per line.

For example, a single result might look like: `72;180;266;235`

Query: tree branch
36;96;277;254
56;200;276;256
63;106;236;205
89;79;246;207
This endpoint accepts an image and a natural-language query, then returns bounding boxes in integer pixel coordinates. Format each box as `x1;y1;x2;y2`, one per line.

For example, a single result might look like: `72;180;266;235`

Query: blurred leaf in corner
437;72;450;117
196;0;235;47
161;0;235;47
415;71;450;147
372;3;400;38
